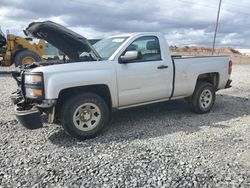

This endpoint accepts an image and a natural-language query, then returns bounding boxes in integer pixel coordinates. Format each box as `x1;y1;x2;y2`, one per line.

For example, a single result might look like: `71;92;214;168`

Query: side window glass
124;36;161;63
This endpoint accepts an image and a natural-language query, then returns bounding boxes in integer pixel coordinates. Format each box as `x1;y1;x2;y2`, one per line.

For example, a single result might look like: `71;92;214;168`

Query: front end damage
10;20;102;130
14;105;42;129
11;65;56;129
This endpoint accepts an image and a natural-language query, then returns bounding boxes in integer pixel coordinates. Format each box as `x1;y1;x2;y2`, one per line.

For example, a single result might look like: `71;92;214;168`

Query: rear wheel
189;82;215;114
61;93;109;140
14;50;42;67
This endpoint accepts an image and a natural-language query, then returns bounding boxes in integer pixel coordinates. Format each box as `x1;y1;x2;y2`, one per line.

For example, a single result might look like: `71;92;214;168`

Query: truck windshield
93;37;128;60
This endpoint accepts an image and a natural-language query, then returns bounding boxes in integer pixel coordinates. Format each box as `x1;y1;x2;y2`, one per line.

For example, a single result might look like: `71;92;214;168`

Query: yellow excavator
0;28;45;67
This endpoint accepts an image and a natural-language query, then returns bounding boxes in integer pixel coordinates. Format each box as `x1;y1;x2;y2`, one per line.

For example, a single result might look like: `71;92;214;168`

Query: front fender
44;69;118;108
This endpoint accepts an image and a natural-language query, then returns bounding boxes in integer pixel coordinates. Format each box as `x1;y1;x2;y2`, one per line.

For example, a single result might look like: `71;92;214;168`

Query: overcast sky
0;0;250;48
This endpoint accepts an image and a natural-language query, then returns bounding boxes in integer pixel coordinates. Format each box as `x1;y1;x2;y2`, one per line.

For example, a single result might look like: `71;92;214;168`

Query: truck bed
171;55;230;99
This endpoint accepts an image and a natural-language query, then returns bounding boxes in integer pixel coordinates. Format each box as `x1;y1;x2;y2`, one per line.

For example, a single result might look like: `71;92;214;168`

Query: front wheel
61;93;109;140
189;82;215;114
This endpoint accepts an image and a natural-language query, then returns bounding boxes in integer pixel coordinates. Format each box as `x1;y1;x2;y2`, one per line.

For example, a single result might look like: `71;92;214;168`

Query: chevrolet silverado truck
11;21;232;140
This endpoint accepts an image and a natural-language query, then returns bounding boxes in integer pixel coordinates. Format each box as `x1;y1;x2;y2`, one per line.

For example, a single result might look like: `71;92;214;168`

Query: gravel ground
0;65;18;74
0;65;250;188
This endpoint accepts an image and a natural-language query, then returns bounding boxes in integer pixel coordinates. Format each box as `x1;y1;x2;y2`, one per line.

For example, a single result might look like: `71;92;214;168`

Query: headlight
24;73;44;99
25;88;43;98
25;74;43;84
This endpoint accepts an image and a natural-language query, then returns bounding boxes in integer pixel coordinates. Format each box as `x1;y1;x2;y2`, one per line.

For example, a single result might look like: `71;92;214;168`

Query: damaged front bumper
15;103;43;129
11;68;56;130
11;92;43;129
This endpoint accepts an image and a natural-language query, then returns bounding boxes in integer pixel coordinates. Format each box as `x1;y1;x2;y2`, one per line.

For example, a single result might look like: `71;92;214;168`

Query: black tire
14;50;42;67
189;82;215;114
61;93;109;140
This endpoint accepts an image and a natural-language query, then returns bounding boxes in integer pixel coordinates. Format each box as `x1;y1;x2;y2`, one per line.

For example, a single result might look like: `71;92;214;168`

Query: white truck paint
12;25;232;139
31;32;231;109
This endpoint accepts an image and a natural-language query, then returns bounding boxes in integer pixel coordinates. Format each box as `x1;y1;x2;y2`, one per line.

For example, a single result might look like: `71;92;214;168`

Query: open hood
25;21;101;61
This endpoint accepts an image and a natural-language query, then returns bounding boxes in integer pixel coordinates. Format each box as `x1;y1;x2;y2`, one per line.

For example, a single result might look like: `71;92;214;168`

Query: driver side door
116;36;172;107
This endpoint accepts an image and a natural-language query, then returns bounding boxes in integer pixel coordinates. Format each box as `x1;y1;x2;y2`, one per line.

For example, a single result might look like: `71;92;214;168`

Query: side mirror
120;50;138;63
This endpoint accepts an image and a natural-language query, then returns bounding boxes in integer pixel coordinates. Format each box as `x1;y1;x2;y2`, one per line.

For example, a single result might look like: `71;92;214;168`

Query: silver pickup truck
11;21;232;140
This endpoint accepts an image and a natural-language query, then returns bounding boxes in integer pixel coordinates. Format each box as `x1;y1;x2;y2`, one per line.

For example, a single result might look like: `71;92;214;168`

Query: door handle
157;65;168;69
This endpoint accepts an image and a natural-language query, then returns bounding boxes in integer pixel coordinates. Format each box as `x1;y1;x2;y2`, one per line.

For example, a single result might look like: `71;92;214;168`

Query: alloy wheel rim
199;89;212;109
73;103;101;131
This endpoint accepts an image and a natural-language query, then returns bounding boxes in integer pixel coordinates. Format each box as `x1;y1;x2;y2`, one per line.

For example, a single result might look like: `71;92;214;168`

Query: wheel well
57;85;112;111
196;73;219;89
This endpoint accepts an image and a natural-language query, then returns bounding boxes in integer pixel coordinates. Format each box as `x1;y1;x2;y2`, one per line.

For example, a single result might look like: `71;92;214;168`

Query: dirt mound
170;46;241;55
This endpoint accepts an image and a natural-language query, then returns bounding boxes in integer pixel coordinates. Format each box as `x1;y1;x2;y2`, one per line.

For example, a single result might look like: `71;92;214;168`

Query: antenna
212;0;222;55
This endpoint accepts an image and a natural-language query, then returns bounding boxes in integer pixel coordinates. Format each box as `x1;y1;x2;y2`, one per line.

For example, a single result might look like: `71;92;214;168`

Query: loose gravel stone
0;65;250;187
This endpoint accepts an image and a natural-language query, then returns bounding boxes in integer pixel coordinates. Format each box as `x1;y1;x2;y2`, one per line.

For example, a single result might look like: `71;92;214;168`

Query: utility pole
212;0;222;55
